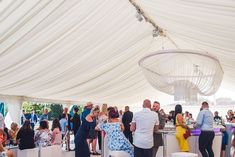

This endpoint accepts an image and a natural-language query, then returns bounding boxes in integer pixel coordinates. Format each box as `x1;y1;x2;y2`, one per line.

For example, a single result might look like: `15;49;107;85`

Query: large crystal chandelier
139;50;224;101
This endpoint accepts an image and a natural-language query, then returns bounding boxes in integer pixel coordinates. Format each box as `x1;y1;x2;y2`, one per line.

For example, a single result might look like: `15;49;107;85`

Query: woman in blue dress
97;107;134;157
74;106;100;157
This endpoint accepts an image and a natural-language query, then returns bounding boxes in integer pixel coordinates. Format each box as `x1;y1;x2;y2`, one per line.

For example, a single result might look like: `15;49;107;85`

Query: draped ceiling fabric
0;0;234;105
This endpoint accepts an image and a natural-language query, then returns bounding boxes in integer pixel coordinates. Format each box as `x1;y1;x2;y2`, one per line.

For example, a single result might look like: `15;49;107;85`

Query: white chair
61;150;74;157
108;150;130;157
17;147;39;157
40;146;52;157
171;152;198;157
51;145;62;157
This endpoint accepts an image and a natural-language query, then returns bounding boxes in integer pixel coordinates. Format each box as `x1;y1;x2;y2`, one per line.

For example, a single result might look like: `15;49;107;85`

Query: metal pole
101;131;105;157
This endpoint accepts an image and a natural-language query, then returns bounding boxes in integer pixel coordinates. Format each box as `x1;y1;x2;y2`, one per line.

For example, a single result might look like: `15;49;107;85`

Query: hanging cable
129;0;179;48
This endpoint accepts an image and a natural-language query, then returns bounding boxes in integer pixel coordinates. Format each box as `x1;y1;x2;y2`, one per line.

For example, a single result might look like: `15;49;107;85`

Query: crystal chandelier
139;50;224;101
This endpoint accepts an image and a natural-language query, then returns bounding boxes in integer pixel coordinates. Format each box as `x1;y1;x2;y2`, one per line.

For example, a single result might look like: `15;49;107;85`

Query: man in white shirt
130;99;159;157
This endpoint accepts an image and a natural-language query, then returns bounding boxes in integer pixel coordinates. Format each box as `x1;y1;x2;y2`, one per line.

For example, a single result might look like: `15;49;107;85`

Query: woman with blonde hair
100;104;108;116
75;106;100;157
97;104;108;150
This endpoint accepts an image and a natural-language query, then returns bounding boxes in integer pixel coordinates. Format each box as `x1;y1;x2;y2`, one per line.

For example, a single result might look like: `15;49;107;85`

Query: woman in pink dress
51;119;62;145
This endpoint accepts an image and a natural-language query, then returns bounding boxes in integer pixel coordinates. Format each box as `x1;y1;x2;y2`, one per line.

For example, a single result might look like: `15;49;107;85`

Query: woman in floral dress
97;107;134;157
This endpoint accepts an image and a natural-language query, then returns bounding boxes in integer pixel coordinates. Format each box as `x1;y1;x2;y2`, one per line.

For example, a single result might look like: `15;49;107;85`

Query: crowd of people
0;100;234;157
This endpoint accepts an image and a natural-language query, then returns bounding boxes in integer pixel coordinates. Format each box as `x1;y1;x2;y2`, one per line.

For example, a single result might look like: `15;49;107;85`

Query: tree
49;104;63;120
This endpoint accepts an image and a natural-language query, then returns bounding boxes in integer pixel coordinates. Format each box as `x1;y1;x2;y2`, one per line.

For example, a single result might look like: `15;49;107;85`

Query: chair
108;150;130;157
17;147;39;157
40;146;52;157
171;152;198;157
51;145;62;157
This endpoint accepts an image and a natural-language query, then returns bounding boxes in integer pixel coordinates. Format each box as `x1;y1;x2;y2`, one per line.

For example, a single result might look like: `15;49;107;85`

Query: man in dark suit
71;106;81;137
122;106;133;144
29;110;38;130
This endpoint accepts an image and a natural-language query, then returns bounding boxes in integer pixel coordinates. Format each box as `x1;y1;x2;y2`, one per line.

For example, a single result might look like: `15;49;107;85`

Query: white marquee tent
0;0;235;122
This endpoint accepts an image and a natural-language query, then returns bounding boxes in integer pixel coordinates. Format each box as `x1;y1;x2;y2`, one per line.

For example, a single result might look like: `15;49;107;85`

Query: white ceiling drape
0;0;234;105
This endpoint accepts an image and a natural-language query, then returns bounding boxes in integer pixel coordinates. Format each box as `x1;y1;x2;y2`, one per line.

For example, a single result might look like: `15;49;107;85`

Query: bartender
195;101;214;157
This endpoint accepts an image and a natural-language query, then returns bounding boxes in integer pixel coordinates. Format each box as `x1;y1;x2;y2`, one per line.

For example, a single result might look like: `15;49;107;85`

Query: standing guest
20;110;26;125
152;101;165;157
226;110;234;122
8;122;19;145
167;110;175;122
122;106;133;144
71;106;81;138
184;111;190;120
81;102;93;122
174;104;189;152
119;110;123;121
97;104;108;150
39;108;49;122
97;107;134;157
59;107;72;151
87;106;100;155
214;111;222;122
231;132;235;157
29;110;38;130
0;113;4;130
16;120;35;150
231;116;235;123
59;114;68;147
35;120;52;147
220;128;228;157
59;107;72;130
189;113;195;124
74;106;100;157
130;99;159;157
51;119;62;145
195;102;214;157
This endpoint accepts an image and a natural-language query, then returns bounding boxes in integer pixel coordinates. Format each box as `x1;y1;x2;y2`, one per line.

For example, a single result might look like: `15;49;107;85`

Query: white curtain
0;0;234;105
2;96;22;128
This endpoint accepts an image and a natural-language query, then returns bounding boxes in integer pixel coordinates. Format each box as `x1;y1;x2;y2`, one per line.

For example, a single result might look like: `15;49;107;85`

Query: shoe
93;152;101;155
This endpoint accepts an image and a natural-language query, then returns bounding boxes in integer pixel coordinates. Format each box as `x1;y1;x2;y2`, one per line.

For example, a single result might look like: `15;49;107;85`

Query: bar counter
156;124;224;157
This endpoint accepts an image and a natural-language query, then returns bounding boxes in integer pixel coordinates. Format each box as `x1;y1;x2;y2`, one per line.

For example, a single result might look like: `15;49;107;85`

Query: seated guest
0;129;13;157
35;120;52;147
8;122;19;145
16;120;35;150
97;107;134;157
51;119;62;145
3;124;10;145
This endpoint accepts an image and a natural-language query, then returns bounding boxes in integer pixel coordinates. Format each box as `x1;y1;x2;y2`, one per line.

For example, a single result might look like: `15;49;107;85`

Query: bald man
131;99;159;157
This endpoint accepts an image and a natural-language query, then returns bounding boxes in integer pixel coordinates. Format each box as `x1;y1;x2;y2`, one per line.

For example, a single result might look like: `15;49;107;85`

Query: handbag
183;128;191;139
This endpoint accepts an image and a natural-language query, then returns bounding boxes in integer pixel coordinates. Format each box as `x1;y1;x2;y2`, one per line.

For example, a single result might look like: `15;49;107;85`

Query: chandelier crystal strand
139;50;224;102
